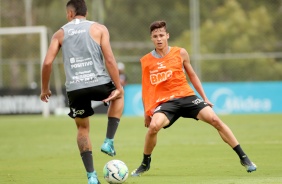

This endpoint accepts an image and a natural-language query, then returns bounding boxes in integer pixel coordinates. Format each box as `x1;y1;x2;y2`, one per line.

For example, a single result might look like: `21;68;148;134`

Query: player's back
61;19;111;92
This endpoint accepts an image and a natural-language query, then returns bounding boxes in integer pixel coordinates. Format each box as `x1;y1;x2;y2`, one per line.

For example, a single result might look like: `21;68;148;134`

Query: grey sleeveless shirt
61;19;111;92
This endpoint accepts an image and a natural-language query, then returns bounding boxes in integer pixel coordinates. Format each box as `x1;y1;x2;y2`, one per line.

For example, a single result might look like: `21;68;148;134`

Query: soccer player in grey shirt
40;0;123;183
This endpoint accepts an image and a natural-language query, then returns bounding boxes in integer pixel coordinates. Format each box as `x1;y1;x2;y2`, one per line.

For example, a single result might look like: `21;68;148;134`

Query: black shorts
67;82;116;118
153;95;209;129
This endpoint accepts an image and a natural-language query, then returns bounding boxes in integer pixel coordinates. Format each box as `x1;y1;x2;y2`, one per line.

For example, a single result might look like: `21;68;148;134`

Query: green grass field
1;114;282;184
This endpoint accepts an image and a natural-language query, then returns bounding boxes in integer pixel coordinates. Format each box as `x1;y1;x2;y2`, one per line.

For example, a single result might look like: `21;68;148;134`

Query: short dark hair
66;0;87;16
150;20;167;33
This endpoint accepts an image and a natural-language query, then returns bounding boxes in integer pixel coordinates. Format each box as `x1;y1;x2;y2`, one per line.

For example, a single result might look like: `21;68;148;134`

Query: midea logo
211;88;271;114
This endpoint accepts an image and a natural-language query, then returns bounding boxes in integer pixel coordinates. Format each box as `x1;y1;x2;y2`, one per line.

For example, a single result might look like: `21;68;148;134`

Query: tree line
0;0;281;86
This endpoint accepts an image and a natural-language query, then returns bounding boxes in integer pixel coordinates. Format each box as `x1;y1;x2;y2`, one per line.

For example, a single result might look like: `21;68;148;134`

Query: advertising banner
1;82;281;115
123;82;282;116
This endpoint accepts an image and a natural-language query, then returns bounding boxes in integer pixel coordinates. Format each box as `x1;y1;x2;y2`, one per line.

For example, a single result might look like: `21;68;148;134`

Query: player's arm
142;97;151;128
100;25;122;90
99;24;124;102
181;48;213;107
40;29;62;102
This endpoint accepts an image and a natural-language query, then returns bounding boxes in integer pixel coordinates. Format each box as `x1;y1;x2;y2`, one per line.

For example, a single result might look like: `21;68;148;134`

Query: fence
0;0;282;115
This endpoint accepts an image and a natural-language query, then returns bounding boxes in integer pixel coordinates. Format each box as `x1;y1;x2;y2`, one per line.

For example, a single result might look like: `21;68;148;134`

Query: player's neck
155;46;170;58
73;16;86;20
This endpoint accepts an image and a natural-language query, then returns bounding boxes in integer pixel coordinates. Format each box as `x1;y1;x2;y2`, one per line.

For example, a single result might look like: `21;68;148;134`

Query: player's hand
40;90;52;102
144;114;151;128
205;99;214;108
103;88;124;103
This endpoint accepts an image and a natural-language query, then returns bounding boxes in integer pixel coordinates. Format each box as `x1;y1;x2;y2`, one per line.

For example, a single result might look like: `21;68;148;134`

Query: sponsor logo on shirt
150;70;172;85
157;62;166;69
69;57;93;69
68;29;86;36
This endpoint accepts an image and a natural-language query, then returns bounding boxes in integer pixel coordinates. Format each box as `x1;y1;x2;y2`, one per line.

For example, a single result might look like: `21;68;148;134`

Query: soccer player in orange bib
131;20;256;177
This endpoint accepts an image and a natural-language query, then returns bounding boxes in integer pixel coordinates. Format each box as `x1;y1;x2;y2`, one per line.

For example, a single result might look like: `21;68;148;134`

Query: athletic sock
233;144;251;163
81;151;94;172
142;154;151;165
106;117;120;139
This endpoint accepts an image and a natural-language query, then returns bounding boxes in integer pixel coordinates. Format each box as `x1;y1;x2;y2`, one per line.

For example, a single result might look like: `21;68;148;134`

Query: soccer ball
103;160;129;184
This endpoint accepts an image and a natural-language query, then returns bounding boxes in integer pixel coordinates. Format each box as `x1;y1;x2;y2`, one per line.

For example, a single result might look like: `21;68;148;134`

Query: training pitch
0;114;281;184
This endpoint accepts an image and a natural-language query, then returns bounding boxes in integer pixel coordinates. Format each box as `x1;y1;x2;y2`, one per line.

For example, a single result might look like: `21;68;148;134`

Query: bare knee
209;116;224;130
148;123;161;135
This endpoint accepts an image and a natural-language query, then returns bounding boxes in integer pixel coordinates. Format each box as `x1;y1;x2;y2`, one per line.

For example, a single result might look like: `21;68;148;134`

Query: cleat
87;171;101;184
131;158;151;177
101;138;116;157
240;159;257;173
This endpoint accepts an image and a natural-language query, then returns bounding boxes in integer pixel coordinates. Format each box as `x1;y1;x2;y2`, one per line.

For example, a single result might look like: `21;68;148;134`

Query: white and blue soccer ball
103;160;129;184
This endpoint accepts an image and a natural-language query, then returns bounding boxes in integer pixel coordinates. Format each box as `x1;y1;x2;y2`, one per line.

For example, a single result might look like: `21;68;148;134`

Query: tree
174;0;282;81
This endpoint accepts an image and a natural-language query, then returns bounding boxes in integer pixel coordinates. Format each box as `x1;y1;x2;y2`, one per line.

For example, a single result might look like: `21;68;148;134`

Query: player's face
151;27;169;49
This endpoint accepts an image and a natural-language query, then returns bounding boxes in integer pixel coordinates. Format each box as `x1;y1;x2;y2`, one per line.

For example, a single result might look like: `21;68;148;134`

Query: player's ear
167;33;170;39
66;10;73;21
71;10;76;19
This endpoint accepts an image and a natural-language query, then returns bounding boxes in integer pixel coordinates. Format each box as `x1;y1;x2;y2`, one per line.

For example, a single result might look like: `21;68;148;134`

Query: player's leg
76;117;92;152
75;117;100;184
68;90;100;184
131;112;170;176
144;112;170;154
197;106;238;147
196;106;257;172
101;96;124;156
